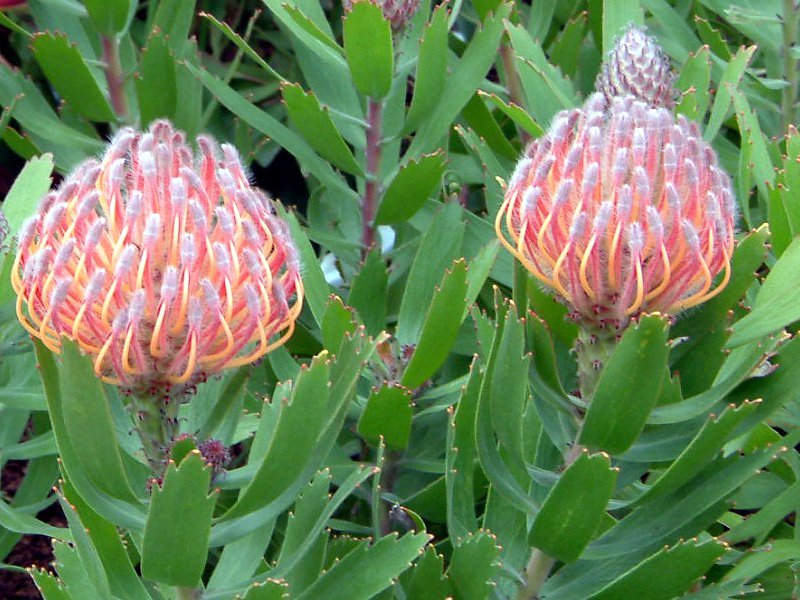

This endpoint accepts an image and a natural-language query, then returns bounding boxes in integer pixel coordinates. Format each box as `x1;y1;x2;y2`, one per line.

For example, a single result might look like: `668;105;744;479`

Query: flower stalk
361;98;383;259
102;35;127;120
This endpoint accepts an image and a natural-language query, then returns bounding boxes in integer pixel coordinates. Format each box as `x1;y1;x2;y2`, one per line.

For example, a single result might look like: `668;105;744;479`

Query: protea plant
496;92;736;398
12;120;303;471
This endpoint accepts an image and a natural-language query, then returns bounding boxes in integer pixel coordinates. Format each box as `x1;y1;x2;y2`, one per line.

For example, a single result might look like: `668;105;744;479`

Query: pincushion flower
12;120;303;395
496;93;736;330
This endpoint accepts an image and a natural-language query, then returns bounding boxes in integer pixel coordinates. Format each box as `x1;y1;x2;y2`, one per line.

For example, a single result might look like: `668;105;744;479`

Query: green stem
129;392;181;478
516;549;556;600
102;35;127;120
500;43;531;146
784;0;800;133
574;324;622;403
176;586;201;600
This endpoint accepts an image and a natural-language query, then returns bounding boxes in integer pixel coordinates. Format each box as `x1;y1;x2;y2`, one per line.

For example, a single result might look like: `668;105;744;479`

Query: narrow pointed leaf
343;1;393;98
728;236;800;347
348;250;388;337
375;152;446;225
141;452;216;586
282;83;362;175
294;533;429;600
579;315;670;453
588;539;726;600
83;0;136;35
32;32;114;122
448;532;501;600
404;3;449;133
358;385;413;450
402;260;468;388
530;452;617;563
59;339;139;503
135;31;177;126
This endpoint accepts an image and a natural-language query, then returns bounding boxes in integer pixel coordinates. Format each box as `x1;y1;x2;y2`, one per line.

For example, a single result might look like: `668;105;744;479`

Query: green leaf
34;344;146;532
282;83;363;175
588;539;727;600
343;1;393;98
725;480;800;544
402;260;468;388
695;16;732;60
584;441;793;560
322;296;357;353
59;340;140;503
446;359;481;541
375;152;446;225
275;470;331;592
83;0;136;35
135;30;177;126
0;497;71;541
675;45;711;122
728;236;800;347
530;452;616;563
149;0;195;55
141;452;215;587
195;368;250;440
358;385;413;450
242;580;290;599
208;521;275;591
704;45;756;141
60;479;151;600
396;202;465;346
222;353;330;519
406;546;451;600
406;3;511;159
0;64;104;168
199;12;285;83
31;32;114;122
187;63;355;199
348;250;388;337
31;568;72;600
284;4;345;56
404;3;449;133
488;305;530;466
633;401;759;506
1;153;53;237
55;494;111;598
550;11;588;79
723;540;800;584
448;532;501;600
507;21;580;125
475;356;538;517
602;0;643;54
284;209;330;329
480;91;545;138
461;93;517;160
294;533;430;600
579;315;670;454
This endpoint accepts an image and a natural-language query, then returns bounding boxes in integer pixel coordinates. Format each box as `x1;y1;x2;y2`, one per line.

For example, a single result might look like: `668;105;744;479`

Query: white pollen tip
160;266;179;300
115;245;138;278
628;222;645;253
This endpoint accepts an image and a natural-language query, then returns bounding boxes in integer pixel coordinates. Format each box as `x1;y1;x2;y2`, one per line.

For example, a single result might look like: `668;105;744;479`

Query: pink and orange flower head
13;120;303;394
496;93;736;329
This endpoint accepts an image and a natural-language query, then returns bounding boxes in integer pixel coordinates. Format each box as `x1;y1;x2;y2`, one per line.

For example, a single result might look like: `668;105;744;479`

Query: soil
0;460;65;600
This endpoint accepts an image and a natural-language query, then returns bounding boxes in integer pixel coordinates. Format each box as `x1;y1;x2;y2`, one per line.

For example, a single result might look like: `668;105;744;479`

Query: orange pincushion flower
13;120;303;392
496;93;736;328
